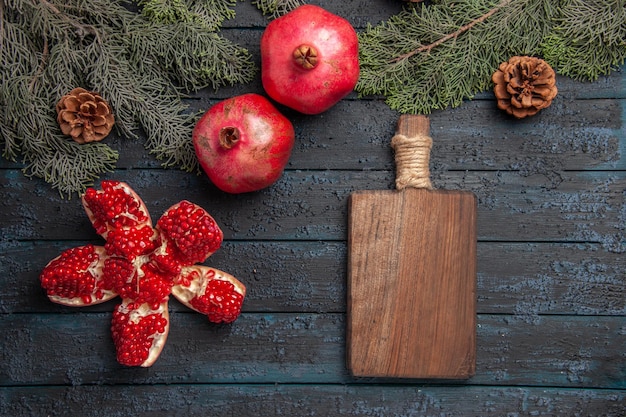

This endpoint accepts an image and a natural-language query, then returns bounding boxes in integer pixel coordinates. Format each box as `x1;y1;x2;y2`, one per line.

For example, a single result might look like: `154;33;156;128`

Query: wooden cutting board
347;115;477;379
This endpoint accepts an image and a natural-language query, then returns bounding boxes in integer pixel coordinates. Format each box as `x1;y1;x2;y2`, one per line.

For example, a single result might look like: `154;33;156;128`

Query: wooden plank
2;96;623;172
2;241;623;316
347;115;476;379
9;97;626;172
224;0;405;30
2;385;625;417
2;169;624;244
430;99;625;171
2;240;347;314
347;189;477;378
477;243;626;316
1;313;623;387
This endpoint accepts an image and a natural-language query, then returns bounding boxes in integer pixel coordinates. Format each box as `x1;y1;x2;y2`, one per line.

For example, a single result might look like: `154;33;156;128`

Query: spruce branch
357;0;626;115
540;0;626;80
252;0;303;19
29;37;49;92
139;0;237;31
38;0;101;40
1;0;256;197
391;0;512;62
25;136;120;197
126;22;255;91
3;76;119;196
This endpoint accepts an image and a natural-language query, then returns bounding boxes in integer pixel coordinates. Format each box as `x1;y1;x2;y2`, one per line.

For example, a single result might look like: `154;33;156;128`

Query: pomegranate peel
40;181;246;367
192;93;295;194
260;4;359;114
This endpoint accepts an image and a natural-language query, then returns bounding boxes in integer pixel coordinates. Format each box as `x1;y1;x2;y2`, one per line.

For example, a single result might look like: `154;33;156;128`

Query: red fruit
111;300;169;367
173;266;246;323
82;180;151;239
104;224;158;260
260;4;359;114
192;93;295;194
40;182;246;367
101;256;134;294
40;245;116;306
157;200;223;265
104;258;173;308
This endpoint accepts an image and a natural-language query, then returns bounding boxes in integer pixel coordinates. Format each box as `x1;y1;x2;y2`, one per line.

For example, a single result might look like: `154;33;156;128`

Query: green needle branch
357;0;626;115
0;0;300;197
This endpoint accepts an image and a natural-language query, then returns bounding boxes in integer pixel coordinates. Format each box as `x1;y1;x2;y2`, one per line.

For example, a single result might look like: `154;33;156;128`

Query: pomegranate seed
102;257;134;294
105;225;157;259
111;301;169;367
157;201;223;265
83;181;150;237
189;279;244;323
42;182;245;367
40;245;104;304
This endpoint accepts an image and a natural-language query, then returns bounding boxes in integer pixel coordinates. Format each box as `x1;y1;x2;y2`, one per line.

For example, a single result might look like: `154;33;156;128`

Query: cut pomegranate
111;299;169;367
173;266;246;324
40;181;246;367
104;258;173;309
104;224;159;259
82;180;152;239
40;245;117;306
156;200;223;265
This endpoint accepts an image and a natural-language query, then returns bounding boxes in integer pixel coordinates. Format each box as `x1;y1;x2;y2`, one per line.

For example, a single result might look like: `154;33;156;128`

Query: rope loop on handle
391;133;433;190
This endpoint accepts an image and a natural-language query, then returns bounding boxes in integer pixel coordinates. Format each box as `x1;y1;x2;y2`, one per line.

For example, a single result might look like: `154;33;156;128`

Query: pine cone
492;56;557;119
56;88;115;144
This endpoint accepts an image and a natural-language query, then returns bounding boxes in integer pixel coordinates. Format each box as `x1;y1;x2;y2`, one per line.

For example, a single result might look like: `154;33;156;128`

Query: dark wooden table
1;1;625;415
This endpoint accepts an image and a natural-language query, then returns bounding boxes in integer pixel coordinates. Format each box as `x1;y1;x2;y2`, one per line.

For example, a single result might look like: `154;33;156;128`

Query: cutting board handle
391;115;433;190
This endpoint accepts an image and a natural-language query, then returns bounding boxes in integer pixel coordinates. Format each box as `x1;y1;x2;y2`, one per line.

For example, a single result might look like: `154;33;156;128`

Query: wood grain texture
0;0;624;413
347;188;477;378
2;385;625;417
2;241;623;316
3;169;624;243
347;115;477;378
1;313;623;387
4;98;621;172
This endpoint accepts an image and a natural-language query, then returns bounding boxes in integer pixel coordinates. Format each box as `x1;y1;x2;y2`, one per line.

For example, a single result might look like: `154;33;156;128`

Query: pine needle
0;0;256;197
356;0;626;114
252;0;303;19
541;0;626;80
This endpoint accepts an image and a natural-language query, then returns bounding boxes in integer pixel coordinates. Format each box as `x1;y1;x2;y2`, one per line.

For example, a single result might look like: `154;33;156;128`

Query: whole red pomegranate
193;93;295;194
260;4;359;115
